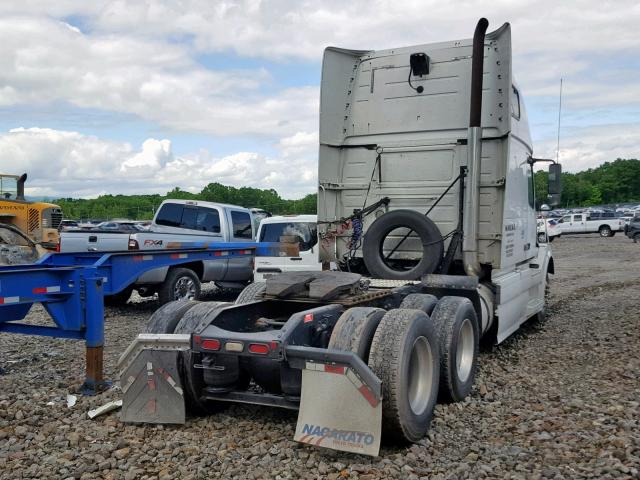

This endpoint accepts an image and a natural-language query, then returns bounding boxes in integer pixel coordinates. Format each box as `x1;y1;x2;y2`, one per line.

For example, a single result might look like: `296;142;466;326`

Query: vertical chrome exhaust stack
463;18;489;277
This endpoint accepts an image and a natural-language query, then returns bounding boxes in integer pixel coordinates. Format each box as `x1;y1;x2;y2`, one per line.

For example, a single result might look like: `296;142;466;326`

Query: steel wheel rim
407;336;434;415
456;318;475;382
174;277;196;300
601;228;610;237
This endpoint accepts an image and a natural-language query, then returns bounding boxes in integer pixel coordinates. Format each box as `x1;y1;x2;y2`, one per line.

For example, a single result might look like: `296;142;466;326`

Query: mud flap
118;333;191;424
294;362;382;456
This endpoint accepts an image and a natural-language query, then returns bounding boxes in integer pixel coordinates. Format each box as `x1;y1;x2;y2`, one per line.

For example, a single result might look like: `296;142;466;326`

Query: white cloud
535;123;640;172
0;127;317;198
0;15;318;136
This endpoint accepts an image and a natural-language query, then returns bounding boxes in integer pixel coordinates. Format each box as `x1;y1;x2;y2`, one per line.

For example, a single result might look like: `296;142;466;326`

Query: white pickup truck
60;199;256;304
556;212;623;237
253;215;320;282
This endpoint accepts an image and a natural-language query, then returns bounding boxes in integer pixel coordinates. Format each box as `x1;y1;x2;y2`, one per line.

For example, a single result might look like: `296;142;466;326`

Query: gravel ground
1;234;639;479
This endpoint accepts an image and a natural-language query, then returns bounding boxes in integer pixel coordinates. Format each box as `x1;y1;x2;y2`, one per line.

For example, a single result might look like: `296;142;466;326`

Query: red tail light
128;238;139;250
201;339;221;351
248;343;269;355
55;242;60;252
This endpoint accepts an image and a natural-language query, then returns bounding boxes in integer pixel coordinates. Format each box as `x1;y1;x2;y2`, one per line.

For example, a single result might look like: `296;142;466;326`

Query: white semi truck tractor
120;19;561;457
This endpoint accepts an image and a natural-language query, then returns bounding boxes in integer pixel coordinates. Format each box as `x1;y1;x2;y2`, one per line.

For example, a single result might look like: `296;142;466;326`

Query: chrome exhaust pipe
463;18;489;277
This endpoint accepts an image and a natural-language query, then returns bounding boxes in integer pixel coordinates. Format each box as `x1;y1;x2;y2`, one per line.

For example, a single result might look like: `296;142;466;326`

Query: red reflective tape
324;364;345;375
0;298;3;305
170;253;188;259
32;287;47;294
358;384;379;408
133;255;144;262
147;379;156;390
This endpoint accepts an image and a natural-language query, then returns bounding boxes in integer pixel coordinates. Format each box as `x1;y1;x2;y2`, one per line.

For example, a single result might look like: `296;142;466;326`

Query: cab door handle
290;257;302;261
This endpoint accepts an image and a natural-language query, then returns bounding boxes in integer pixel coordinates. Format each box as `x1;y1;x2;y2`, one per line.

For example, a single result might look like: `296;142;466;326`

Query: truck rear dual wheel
400;293;438;315
235;281;267;304
430;296;479;403
144;299;200;334
158;268;201;305
368;309;440;444
172;302;231;415
328;307;386;361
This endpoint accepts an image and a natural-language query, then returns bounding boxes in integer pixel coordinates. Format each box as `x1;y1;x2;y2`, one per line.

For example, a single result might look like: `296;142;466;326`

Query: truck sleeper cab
122;18;558;457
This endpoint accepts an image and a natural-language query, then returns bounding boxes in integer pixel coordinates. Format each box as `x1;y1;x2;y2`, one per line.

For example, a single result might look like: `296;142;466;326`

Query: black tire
430;296;479;403
362;210;444;280
599;226;612;237
328;307;386;361
104;285;134;306
634;233;639;243
368;309;440;443
400;293;438;315
548;235;555;243
158;268;201;305
235;281;266;304
174;302;229;415
537;232;546;243
144;300;200;334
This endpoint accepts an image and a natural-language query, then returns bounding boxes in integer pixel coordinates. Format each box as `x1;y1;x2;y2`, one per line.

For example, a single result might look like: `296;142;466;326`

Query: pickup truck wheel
104;285;134;306
144;300;200;334
599;226;612;237
235;281;266;304
400;293;438;315
174;302;229;415
430;296;479;403
158;268;201;305
368;309;439;443
328;307;386;361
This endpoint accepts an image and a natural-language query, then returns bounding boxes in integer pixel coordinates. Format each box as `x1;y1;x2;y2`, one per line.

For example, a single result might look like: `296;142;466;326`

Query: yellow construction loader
0;173;62;250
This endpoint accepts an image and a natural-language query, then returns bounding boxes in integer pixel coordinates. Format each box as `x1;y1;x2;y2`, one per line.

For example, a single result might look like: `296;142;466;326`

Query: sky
0;1;638;199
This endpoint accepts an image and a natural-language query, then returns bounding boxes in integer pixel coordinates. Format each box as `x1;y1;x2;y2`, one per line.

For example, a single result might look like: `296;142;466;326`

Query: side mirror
547;163;562;206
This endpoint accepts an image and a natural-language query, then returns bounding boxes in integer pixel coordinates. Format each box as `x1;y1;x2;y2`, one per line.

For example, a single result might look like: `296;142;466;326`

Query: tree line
56;183;317;220
534;158;640;208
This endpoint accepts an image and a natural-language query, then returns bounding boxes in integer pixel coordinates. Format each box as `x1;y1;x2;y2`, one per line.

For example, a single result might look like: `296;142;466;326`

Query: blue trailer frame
0;242;278;394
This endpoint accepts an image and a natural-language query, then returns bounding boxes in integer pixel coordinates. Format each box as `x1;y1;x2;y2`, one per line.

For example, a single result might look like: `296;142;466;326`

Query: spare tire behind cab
362;210;444;280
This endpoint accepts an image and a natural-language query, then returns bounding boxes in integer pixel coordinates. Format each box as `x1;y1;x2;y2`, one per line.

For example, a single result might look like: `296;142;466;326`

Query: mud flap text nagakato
294;362;382;456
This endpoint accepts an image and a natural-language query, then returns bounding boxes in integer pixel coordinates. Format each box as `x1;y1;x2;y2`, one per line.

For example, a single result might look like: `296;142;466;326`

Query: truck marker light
304;313;314;323
225;341;244;352
128;239;139;250
201;339;221;351
248;343;269;355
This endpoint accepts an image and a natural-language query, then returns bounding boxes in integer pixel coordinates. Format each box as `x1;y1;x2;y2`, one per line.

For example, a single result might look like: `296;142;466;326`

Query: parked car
556;213;623;237
58;219;80;231
93;221;146;232
626;216;640;243
537;218;561;243
60;199;256;304
254;215;319;281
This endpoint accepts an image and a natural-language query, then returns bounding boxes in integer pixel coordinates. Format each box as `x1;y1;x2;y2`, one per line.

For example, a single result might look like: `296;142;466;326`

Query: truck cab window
180;207;198;230
155;203;183;227
231;211;252;239
259;222;318;251
197;207;220;233
573;215;583;222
